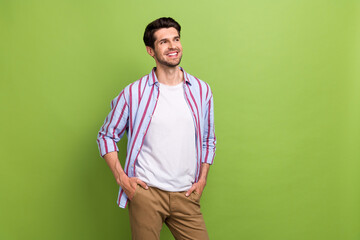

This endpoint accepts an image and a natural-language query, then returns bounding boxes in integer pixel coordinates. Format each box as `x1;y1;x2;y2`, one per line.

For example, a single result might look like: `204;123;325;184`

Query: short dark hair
143;17;181;49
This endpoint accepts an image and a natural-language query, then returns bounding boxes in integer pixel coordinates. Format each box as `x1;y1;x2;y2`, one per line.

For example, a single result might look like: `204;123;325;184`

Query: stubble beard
155;50;182;68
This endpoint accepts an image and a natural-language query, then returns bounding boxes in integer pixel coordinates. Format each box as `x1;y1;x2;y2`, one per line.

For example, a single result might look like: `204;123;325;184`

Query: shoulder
120;74;150;99
184;71;213;100
124;75;148;92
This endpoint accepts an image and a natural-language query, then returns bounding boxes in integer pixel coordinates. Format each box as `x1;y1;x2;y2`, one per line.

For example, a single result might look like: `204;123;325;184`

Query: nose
168;40;176;50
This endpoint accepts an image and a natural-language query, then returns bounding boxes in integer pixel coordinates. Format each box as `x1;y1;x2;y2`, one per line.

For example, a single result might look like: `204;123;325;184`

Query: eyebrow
158;35;180;42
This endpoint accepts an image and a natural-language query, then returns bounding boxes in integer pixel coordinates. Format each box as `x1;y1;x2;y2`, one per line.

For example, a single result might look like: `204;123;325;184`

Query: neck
154;65;183;86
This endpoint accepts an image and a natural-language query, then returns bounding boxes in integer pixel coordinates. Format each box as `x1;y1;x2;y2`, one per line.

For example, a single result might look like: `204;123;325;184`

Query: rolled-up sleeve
97;91;129;157
202;93;216;164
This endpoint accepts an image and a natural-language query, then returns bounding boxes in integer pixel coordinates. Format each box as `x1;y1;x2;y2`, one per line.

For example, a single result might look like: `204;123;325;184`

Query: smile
166;52;178;57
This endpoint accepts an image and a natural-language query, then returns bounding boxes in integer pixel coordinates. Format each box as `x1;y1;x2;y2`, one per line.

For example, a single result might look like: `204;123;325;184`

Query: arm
97;91;128;156
202;93;216;165
103;151;148;200
186;87;216;197
97;91;147;200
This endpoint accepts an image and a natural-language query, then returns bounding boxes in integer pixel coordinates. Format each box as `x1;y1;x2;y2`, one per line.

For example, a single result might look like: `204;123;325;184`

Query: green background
1;0;359;239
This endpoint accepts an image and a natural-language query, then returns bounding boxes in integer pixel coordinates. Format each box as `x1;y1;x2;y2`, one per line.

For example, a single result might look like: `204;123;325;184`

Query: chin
159;59;182;68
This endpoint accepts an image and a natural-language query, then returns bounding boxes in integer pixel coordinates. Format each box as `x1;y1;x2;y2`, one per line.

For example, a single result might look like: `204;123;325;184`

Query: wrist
198;178;207;185
118;170;127;179
115;171;127;186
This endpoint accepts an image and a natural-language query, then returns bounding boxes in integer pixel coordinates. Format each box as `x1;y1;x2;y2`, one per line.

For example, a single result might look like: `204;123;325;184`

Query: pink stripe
99;117;108;153
186;84;202;147
184;89;201;181
186;84;204;181
205;83;209;101
96;139;102;156
141;75;149;100
117;120;128;138
101;117;108;133
184;88;199;130
212;102;216;164
117;189;123;205
204;99;211;163
132;89;160;176
125;85;155;174
138;77;142;105
100;104;111;133
210;152;215;164
194;77;202;107
102;136;108;154
101;92;124;154
117;95;129;138
104;92;123;138
184;72;190;83
111;103;127;139
129;83;134;135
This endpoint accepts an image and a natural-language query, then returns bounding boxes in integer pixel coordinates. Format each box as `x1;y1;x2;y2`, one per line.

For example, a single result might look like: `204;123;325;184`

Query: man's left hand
185;179;206;197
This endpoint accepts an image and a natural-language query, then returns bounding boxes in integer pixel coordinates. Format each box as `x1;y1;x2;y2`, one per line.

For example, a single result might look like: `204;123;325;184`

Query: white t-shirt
135;81;196;191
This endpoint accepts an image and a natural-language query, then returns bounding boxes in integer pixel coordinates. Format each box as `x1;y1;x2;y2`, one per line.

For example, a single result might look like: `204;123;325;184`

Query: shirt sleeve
97;90;129;157
202;92;216;164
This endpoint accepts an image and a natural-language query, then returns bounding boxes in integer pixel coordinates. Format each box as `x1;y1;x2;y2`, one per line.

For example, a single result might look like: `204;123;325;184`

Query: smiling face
146;27;183;68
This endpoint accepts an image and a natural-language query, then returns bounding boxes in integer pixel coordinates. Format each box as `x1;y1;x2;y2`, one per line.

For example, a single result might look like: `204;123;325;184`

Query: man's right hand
103;152;149;200
118;173;148;200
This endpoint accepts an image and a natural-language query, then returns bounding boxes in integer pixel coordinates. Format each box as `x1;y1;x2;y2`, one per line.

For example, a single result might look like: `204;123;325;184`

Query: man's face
147;27;183;68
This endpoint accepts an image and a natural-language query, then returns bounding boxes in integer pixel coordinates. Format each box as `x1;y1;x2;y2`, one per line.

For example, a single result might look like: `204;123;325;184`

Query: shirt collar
148;67;192;86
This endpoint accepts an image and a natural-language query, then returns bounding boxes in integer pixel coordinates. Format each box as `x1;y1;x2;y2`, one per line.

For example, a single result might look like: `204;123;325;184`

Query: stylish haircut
143;17;181;49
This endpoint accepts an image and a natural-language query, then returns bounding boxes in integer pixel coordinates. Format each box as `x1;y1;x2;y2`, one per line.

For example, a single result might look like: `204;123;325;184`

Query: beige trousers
128;186;209;240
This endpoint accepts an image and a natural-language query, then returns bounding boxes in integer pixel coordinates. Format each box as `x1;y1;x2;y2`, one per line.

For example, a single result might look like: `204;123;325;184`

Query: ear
146;46;155;57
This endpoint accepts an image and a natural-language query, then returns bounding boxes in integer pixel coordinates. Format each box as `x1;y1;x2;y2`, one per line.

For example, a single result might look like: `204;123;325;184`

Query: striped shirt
97;67;216;208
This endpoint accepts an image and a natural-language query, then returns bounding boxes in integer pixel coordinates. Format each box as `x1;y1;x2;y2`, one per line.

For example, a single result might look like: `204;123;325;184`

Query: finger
126;189;135;200
186;185;196;197
136;178;149;189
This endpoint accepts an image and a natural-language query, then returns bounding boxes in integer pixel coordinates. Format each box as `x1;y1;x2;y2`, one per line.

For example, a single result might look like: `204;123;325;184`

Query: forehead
153;27;179;42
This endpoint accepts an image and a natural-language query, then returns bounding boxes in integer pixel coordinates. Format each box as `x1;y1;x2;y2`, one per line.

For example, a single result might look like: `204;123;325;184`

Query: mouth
166;51;179;58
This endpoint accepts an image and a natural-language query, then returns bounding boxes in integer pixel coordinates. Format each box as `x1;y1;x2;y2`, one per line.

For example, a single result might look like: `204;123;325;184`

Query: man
97;17;216;240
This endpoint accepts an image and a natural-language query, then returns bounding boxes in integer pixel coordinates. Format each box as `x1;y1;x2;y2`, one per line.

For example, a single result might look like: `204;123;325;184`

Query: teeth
168;53;177;56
